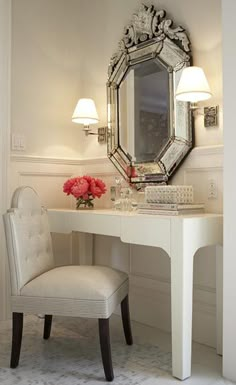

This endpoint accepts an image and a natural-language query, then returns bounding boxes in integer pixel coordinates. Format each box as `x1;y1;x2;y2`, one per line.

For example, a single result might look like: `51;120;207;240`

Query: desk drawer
48;210;121;237
121;215;171;254
69;211;121;236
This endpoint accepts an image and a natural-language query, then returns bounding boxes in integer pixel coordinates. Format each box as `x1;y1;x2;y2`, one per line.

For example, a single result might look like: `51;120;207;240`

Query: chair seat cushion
13;265;129;318
21;265;127;300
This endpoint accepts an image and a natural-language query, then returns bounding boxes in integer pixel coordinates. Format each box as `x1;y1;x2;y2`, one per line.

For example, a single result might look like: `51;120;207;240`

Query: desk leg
171;229;194;380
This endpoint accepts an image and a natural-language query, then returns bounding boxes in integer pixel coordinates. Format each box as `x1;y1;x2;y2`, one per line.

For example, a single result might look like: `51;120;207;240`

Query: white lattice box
145;185;194;204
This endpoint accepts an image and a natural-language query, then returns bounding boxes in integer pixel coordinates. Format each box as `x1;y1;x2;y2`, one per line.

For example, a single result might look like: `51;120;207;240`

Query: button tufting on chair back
4;186;54;294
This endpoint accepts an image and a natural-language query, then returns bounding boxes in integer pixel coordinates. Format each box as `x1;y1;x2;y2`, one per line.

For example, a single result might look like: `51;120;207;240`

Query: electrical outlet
208;178;218;199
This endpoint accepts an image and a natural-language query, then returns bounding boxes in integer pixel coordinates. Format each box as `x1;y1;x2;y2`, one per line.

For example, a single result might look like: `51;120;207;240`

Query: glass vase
76;197;94;209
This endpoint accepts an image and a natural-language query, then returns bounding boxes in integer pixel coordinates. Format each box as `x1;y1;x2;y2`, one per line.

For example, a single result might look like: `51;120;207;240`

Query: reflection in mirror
119;59;170;163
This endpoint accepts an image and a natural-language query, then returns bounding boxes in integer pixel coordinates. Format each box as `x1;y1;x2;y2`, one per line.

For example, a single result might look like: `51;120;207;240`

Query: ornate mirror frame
107;4;192;186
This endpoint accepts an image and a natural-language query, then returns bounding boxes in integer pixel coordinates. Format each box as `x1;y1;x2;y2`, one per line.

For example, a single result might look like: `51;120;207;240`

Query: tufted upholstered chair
3;186;133;381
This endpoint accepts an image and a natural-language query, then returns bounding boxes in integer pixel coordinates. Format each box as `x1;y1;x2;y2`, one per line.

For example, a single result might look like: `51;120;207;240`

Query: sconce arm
83;126;108;144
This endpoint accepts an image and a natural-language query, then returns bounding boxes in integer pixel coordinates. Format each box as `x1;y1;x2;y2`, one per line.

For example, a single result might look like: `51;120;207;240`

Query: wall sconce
72;98;107;143
175;66;218;127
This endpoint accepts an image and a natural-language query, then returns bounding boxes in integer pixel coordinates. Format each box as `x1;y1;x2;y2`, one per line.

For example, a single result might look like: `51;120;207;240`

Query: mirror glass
119;59;170;163
107;4;192;187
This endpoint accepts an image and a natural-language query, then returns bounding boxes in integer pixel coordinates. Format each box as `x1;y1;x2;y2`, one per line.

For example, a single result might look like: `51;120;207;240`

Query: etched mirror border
107;4;192;186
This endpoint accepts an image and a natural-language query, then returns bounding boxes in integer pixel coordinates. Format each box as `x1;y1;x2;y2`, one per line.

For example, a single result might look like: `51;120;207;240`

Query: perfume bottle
110;176;123;210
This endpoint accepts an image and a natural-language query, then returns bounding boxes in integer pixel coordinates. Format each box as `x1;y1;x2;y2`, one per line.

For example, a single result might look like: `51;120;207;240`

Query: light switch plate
11;134;26;151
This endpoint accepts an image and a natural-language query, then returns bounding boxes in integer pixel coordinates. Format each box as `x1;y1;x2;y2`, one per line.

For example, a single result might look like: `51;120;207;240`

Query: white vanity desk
48;209;223;380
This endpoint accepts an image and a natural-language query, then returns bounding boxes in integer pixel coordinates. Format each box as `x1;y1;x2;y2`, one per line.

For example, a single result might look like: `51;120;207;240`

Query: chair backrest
3;186;55;295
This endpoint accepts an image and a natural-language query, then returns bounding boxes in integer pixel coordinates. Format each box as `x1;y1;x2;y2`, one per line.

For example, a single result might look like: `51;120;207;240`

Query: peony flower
71;178;89;198
83;175;93;184
95;178;106;192
63;177;79;195
90;178;107;198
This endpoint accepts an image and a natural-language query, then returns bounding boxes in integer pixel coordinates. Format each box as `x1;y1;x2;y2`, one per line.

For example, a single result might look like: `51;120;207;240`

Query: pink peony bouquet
63;175;106;209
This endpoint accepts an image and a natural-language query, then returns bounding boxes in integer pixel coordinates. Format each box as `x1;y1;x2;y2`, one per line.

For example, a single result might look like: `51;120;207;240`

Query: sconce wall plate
98;127;108;144
204;106;218;127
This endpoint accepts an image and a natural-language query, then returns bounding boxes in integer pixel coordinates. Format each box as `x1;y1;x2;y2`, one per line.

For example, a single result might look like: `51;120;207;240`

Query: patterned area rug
0;316;172;385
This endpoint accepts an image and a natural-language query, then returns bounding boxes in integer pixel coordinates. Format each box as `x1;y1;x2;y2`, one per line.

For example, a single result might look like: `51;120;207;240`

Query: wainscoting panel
9;155;83;209
93;235;130;273
184;168;223;213
9;157;83;270
9;145;223;348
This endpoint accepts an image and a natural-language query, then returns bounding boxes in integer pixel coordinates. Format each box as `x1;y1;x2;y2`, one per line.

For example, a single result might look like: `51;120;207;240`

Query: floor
0;314;234;385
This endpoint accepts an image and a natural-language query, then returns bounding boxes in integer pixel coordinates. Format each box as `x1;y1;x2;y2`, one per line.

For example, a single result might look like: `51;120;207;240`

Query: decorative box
145;185;194;204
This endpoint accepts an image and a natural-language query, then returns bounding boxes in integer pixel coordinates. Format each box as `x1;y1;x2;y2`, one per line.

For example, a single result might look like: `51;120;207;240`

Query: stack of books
137;202;205;215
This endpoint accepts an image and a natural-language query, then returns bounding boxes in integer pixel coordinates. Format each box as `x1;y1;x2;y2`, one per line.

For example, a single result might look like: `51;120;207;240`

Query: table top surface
48;208;223;219
48;208;223;254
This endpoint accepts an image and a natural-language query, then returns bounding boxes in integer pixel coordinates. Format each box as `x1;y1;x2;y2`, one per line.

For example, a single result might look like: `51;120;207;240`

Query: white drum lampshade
176;66;212;103
72;98;99;126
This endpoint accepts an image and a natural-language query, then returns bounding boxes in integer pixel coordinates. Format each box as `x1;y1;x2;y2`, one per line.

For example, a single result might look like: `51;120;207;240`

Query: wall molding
190;144;223;156
10;145;223;172
184;145;223;169
10;154;109;166
18;171;73;178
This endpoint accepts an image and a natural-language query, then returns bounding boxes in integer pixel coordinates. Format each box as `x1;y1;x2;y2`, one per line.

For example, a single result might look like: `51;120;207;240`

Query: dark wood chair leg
121;295;133;345
98;318;114;382
10;312;23;368
43;315;53;340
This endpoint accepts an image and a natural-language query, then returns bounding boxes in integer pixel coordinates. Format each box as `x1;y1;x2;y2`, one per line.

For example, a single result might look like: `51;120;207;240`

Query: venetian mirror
107;4;192;186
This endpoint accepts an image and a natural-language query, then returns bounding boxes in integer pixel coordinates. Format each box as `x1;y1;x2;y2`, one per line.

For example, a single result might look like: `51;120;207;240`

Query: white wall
9;0;224;349
11;0;82;158
11;0;222;160
222;0;236;382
